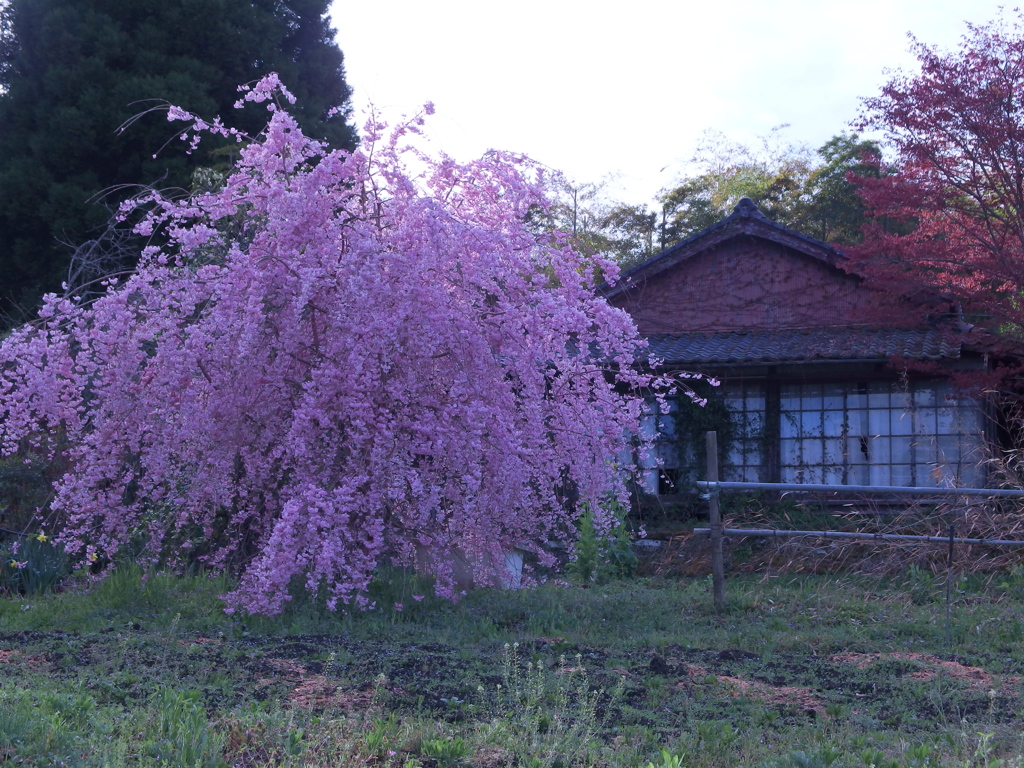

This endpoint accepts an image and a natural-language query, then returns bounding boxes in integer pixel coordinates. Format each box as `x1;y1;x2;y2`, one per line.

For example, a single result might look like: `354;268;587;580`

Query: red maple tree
850;12;1024;347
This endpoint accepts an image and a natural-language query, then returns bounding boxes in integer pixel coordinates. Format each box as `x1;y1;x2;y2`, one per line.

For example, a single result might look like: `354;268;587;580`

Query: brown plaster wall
610;236;890;334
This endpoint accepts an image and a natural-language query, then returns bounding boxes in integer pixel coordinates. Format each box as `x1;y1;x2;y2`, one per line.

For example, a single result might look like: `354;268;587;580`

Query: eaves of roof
646;328;962;366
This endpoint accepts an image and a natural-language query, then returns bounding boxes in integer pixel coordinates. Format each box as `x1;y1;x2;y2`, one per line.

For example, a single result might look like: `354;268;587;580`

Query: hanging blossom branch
0;75;684;614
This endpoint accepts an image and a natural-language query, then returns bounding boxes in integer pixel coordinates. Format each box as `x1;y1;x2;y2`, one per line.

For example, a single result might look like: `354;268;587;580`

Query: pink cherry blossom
0;76;675;615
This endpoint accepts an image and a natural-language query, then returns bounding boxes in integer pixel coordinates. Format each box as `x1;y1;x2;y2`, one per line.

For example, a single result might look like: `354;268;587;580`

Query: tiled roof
646;328;962;365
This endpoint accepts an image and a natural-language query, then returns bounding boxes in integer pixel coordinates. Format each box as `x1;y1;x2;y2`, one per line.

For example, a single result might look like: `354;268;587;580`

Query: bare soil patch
831;652;1022;691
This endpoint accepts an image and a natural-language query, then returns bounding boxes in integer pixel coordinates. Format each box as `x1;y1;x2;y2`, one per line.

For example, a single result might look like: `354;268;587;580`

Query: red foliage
849;12;1024;344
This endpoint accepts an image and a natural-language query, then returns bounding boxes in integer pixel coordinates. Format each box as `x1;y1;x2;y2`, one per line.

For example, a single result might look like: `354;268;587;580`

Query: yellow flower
36;533;47;543
87;552;98;562
8;560;16;568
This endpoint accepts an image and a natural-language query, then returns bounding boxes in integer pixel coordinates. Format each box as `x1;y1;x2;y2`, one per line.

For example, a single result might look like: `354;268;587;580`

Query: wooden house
604;198;989;494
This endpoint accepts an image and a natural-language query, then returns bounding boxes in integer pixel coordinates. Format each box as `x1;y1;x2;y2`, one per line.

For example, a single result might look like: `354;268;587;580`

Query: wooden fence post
706;431;725;612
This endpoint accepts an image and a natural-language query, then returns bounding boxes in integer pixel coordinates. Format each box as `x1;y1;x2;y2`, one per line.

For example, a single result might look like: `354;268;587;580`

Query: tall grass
4;566;1024;766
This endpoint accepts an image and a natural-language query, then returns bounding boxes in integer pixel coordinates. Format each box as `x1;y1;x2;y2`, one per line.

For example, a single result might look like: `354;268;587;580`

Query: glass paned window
638;384;768;493
722;382;767;482
639;378;984;494
780;380;984;487
781;383;839;484
638;398;684;494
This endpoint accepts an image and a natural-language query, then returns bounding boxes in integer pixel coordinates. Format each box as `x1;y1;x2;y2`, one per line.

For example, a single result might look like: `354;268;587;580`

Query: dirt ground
4;628;1021;738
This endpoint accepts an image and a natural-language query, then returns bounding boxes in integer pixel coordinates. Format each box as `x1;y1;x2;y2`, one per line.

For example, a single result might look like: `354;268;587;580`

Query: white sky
331;0;1010;205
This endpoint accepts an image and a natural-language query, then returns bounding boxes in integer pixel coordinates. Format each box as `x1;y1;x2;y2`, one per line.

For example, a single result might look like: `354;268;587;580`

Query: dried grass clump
642;496;1024;578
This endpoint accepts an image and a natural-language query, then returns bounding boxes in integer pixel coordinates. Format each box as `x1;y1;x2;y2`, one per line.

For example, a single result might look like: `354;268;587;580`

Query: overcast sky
331;0;1010;204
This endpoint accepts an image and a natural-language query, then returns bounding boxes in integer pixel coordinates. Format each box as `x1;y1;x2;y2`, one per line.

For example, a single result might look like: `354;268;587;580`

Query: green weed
568;500;638;583
419;735;470;766
142;686;225;768
364;712;401;758
481;641;623;767
643;747;689;768
3;572;1024;766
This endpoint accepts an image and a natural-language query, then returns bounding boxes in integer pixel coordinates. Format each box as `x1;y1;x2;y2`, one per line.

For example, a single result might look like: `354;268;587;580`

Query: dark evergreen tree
0;0;357;324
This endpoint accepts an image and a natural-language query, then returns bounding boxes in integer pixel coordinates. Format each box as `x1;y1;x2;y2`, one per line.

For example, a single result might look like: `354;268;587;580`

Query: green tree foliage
0;0;357;324
598;202;659;266
659;128;815;244
658;130;880;249
522;130;880;273
543;130;882;273
542;178;611;255
532;177;660;269
800;134;881;244
657;175;724;245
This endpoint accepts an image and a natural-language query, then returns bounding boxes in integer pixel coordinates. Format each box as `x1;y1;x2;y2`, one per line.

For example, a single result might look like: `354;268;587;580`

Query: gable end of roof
603;198;845;299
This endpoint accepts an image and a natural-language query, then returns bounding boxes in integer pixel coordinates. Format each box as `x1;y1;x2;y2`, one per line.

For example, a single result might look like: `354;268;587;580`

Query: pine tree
0;0;357;324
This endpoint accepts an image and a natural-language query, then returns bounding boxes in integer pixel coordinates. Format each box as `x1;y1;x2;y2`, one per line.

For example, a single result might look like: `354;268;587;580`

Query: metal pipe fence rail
690;528;1024;547
695;480;1024;498
695;431;1024;635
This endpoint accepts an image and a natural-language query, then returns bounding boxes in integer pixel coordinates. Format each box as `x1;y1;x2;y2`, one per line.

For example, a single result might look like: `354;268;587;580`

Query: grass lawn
2;564;1024;767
